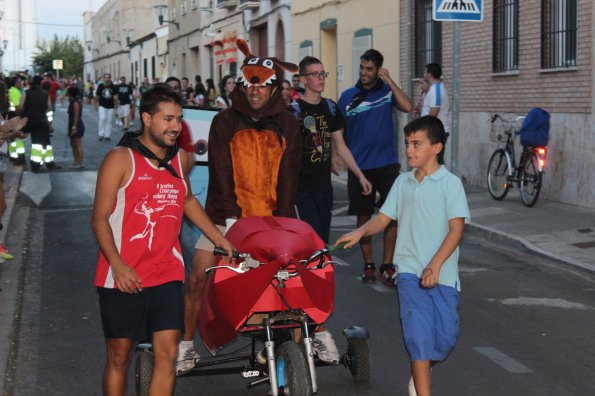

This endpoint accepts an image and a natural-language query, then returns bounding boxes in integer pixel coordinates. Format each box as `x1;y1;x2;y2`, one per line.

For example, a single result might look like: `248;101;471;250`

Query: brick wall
399;0;595;208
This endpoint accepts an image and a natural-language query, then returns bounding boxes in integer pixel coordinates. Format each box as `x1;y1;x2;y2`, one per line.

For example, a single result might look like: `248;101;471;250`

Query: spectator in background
95;73;117;141
215;75;234;109
205;78;217;108
44;72;62;113
290;73;305;101
281;79;293;111
421;63;450;134
129;82;138;127
116;76;133;132
412;78;430;120
181;77;194;104
20;75;60;172
66;86;85;169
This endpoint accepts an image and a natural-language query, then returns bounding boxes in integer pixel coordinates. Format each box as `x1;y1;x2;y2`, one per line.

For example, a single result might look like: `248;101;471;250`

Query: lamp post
123;28;135;46
154;5;180;29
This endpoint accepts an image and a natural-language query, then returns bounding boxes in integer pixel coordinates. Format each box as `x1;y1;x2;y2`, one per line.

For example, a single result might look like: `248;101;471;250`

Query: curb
465;221;593;274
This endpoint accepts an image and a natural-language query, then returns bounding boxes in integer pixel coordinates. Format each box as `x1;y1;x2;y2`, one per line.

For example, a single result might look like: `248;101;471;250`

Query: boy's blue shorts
397;273;460;361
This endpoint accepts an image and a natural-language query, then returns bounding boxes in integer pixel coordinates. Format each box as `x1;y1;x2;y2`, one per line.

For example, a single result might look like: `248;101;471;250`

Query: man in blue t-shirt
338;49;412;285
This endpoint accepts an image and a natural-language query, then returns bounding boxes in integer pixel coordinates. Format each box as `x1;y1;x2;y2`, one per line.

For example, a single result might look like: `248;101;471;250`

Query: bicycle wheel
520;150;542;207
487;149;511;200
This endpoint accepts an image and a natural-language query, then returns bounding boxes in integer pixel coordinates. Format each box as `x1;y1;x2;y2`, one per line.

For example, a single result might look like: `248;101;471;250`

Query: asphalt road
2;103;595;395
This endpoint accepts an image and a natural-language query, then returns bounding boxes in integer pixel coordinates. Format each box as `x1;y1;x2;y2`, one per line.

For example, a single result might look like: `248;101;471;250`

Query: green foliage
32;35;84;77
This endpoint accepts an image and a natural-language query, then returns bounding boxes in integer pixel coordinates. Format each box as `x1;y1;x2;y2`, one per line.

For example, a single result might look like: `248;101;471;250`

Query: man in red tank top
91;84;233;396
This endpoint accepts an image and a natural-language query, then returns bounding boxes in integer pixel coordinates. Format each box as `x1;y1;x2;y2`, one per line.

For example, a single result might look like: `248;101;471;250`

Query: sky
35;0;108;41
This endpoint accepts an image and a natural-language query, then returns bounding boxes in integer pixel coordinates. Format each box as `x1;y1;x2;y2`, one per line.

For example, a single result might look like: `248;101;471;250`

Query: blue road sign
433;0;484;22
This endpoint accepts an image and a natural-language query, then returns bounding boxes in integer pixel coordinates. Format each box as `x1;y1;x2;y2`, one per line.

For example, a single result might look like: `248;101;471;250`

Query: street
2;103;595;396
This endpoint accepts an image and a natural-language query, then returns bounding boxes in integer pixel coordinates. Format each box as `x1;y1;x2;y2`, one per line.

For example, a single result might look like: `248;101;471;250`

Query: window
182;1;187;15
191;0;197;10
493;0;519;72
352;29;372;84
541;0;577;68
298;41;313;64
414;0;442;78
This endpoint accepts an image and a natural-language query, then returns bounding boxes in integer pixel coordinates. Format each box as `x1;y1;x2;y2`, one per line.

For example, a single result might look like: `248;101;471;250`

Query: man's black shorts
348;162;400;216
97;281;184;341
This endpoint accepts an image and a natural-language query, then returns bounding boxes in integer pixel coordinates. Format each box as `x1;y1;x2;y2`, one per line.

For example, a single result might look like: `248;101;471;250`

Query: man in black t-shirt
95;73;117;141
293;56;372;243
287;56;372;367
116;76;133;131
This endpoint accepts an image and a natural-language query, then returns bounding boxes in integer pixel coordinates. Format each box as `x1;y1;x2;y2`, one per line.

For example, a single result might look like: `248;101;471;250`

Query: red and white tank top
94;149;188;288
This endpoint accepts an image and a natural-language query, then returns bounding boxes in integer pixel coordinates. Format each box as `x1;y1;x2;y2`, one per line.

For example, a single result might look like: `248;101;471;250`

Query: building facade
292;0;402;102
400;0;594;208
163;0;293;88
84;0;161;84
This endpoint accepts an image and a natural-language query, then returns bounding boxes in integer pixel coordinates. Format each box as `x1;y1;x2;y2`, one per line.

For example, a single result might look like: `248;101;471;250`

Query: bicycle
486;114;548;207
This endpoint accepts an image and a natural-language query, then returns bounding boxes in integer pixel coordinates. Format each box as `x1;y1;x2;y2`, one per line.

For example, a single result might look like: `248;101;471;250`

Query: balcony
238;0;259;10
217;0;237;9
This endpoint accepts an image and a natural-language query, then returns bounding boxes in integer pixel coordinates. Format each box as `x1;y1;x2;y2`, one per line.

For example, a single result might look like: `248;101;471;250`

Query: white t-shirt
422;81;450;132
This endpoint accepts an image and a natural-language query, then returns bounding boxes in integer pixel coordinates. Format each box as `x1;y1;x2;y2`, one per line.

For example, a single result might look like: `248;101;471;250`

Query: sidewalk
332;172;595;274
464;185;595;273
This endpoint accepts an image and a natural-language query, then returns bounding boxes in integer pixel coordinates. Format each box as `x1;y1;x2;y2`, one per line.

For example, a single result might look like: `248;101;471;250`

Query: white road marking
331;205;350;216
473;347;533;374
498;297;592;310
20;172;51;206
459;265;487;273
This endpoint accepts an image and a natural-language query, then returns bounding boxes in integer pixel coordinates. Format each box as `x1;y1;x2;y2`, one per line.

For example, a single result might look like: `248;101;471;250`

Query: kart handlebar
213;246;241;259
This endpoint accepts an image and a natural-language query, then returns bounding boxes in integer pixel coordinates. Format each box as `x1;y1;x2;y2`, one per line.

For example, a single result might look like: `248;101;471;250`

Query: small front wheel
520;151;542;207
487;149;512;200
276;341;313;396
135;349;153;396
346;339;371;383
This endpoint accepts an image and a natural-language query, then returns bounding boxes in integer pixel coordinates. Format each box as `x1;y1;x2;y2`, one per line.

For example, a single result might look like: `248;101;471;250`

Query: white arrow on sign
438;0;481;13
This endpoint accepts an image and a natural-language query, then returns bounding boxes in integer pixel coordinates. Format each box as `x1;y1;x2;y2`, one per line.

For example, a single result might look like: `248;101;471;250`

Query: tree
32;35;84;78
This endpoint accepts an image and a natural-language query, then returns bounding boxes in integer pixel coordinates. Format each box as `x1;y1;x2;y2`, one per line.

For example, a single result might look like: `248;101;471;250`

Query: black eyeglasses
301;71;330;79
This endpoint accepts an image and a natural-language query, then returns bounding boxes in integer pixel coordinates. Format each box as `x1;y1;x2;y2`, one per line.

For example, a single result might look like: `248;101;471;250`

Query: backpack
519;107;550;147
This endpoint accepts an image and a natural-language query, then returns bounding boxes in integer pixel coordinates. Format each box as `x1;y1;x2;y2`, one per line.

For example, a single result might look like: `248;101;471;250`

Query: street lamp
85;41;99;54
123;28;135;46
154;5;180;29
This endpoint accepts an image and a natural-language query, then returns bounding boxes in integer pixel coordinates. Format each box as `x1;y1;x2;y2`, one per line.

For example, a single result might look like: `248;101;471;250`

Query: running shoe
312;330;340;365
0;245;14;260
176;346;200;376
362;263;376;284
379;263;397;287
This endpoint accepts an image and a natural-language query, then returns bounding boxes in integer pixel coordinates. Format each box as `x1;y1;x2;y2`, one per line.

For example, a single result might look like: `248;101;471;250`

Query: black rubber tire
487;149;511;200
135;350;153;396
520;151;542;207
346;339;371;383
276;341;313;396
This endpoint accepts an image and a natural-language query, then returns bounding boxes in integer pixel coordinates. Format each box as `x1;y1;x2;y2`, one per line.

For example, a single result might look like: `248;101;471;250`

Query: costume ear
236;38;251;58
275;59;298;74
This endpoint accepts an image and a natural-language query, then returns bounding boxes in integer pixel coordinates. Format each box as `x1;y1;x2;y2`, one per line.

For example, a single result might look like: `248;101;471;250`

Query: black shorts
348;162;400;216
97;281;184;341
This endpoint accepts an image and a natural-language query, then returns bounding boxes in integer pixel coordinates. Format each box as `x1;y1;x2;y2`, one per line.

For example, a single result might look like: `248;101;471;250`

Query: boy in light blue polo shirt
336;115;469;395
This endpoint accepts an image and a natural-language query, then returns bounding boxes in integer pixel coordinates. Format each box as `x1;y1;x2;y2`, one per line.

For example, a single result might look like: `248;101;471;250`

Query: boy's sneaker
312;330;340;365
362;263;376;284
176;346;200;376
0;245;14;260
379;263;397;287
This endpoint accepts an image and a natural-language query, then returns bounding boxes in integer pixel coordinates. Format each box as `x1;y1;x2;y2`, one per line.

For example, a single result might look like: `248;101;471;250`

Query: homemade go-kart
135;216;370;395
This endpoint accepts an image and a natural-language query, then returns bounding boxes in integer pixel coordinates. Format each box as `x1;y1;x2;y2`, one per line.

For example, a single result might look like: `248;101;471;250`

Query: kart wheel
276;341;313;396
346;339;370;383
135;349;153;396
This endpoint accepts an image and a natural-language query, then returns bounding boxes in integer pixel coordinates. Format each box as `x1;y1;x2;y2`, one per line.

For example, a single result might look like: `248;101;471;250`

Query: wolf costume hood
229;39;298;119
